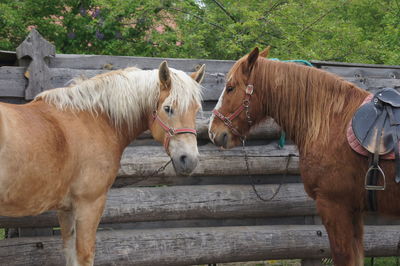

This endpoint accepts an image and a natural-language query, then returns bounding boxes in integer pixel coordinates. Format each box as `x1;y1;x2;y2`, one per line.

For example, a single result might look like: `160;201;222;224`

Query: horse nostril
222;132;228;146
180;155;187;165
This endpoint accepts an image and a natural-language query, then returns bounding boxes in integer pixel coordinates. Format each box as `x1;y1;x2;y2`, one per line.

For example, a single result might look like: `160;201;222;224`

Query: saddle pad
347;94;396;160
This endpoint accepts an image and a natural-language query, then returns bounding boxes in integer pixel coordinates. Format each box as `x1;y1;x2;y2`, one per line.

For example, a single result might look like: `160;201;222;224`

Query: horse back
0;101;122;216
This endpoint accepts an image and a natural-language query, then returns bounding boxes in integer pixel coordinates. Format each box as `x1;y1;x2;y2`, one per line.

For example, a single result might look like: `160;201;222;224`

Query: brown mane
229;57;369;151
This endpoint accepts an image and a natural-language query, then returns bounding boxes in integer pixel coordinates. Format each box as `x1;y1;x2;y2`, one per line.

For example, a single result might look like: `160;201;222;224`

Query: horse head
150;61;205;175
209;47;269;149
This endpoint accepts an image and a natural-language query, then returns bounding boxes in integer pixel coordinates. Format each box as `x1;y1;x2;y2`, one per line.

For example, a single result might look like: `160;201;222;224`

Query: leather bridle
212;84;286;202
212;84;254;140
152;111;197;154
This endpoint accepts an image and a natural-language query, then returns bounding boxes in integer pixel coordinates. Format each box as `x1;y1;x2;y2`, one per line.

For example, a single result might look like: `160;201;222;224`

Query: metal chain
244;101;252;126
242;139;293;202
130;158;172;184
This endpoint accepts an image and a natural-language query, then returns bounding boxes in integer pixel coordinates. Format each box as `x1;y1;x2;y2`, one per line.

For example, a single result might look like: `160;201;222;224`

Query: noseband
152;111;197;154
212;84;254;140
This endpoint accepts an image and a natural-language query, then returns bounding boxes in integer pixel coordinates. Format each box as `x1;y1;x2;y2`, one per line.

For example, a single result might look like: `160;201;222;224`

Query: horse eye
164;105;173;114
226;86;235;93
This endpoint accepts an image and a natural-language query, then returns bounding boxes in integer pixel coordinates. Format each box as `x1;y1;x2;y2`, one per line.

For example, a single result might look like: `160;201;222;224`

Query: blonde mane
35;67;202;131
230;57;368;151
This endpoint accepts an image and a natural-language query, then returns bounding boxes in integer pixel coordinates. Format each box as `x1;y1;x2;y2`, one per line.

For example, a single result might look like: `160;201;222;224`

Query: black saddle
352;88;400;194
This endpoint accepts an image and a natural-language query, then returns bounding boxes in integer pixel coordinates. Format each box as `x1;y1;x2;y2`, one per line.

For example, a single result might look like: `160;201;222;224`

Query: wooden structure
0;31;400;265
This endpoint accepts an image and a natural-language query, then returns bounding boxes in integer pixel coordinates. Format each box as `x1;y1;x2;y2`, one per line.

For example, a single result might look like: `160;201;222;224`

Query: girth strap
365;108;387;211
152;111;197;154
387;106;400;183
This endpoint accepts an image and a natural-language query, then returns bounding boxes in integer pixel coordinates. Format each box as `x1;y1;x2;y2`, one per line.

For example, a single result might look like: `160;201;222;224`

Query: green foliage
364;257;399;266
0;0;399;64
0;228;4;240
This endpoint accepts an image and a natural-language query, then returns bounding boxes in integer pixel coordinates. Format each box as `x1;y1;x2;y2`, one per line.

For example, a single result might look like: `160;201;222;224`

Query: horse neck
114;112;151;149
36;68;160;149
255;62;369;153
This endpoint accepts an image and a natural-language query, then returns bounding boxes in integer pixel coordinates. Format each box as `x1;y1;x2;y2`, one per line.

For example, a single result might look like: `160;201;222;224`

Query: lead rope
242;138;293;201
130;158;172;184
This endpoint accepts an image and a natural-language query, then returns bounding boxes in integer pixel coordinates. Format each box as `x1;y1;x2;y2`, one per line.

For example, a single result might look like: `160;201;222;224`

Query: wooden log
100;215;313;231
118;143;299;178
0;225;400;265
0;67;227;101
346;77;400;92
0;67;26;97
0;183;314;228
114;173;301;188
49;53;235;73
0;65;399;101
311;60;400;69
319;65;400;78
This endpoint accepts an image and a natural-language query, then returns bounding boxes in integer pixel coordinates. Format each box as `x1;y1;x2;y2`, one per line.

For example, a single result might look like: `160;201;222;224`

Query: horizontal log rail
0;225;399;265
0;183;314;228
1;66;399;101
118;143;299;178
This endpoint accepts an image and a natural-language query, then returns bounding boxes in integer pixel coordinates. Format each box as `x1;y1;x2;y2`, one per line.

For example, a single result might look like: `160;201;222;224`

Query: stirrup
364;165;386;191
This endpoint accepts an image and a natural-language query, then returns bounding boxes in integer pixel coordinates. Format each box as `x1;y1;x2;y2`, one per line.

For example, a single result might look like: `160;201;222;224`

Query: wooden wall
0;30;400;265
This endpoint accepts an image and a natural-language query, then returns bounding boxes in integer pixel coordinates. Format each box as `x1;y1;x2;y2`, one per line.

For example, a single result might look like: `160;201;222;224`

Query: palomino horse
208;47;400;265
0;61;205;266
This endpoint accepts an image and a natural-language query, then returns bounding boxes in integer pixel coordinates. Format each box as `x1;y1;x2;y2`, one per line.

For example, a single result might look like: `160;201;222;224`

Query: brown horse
208;47;400;265
0;61;205;266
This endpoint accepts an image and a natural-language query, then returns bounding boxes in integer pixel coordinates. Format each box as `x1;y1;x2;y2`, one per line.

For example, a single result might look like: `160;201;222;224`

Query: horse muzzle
171;152;199;176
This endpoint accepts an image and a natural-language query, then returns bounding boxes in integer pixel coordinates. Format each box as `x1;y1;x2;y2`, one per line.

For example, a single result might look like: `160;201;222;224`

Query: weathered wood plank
49;54;235;73
320;65;400;78
0;183;314;228
100;216;312;231
311;60;400;69
118;143;299;179
16;29;55;99
0;67;26;97
346;77;400;92
113;173;301;187
1;66;400;101
0;67;227;101
0;225;399;265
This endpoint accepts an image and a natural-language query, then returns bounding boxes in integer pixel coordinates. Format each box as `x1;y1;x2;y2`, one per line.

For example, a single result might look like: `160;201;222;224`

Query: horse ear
158;61;171;88
191;64;206;84
260;46;270;58
246;47;259;73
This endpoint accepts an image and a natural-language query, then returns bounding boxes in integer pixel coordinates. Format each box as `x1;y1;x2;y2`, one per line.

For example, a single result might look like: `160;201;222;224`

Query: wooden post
16;29;55;100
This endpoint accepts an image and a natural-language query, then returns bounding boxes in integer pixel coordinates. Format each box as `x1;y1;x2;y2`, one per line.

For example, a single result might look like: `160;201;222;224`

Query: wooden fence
1;30;400;265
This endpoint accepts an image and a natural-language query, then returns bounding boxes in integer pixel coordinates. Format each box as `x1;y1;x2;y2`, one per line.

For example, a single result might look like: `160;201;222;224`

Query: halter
212;84;254;140
152;111;197;154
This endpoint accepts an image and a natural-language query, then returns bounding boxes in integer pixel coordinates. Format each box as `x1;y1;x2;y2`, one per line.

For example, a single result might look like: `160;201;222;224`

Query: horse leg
74;196;107;266
316;198;363;266
58;210;78;266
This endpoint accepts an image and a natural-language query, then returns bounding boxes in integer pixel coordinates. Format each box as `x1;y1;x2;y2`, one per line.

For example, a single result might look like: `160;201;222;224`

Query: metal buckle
243;99;250;107
168;128;175;136
246;85;254;95
364;165;386;190
223;117;232;126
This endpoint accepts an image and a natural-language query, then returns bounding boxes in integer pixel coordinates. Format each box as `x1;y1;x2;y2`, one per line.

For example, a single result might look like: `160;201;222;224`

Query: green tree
0;0;399;64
